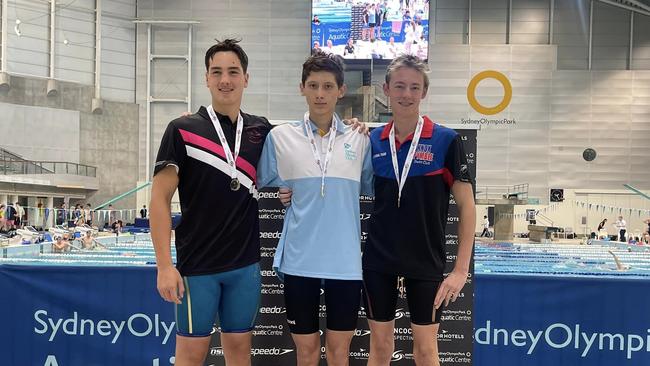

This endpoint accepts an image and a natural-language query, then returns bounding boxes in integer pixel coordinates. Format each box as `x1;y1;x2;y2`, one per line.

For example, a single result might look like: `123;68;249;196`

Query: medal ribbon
388;116;424;207
207;105;244;182
303;112;338;197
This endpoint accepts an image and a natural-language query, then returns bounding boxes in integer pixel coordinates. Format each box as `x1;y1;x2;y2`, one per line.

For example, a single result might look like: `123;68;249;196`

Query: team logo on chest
344;143;357;161
414;144;434;164
246;126;264;144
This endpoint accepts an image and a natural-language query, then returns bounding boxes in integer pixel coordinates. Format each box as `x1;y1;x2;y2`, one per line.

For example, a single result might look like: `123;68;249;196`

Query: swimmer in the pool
607;250;630;271
77;230;107;250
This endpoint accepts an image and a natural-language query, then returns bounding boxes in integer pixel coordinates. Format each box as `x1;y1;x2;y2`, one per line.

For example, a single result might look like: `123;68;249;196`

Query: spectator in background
614;215;627;242
6;203;16;230
312;40;321;55
111;219;123;234
415;16;424;38
84;203;93;225
375;1;385;40
35;202;43;230
14;202;24;229
320;39;335;54
0;204;5;232
595;218;608;239
386;36;398;59
416;40;427;59
480;215;490;237
362;4;370;41
344;38;355;57
140;205;148;218
73;204;82;223
643;217;650;244
368;3;377;41
108;204;116;227
403;21;417;54
56;203;67;226
312;14;321;25
597;218;607;232
402;9;412;22
74;204;86;227
370;38;383;59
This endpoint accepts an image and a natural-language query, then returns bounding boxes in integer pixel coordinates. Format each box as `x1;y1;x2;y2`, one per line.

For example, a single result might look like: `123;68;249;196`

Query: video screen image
311;0;430;60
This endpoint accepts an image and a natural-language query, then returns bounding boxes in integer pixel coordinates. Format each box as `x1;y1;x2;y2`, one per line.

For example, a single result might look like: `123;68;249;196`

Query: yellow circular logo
467;70;512;115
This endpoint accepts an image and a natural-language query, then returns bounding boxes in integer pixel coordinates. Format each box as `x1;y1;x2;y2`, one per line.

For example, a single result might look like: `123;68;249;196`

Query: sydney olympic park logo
462;70;516;127
476;320;650;360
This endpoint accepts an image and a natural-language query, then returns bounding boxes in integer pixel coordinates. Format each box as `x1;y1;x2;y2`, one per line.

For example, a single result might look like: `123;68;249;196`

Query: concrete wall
425;44;650;201
2;0;136;103
0;75;139;209
431;0;649;70
0;102;80;162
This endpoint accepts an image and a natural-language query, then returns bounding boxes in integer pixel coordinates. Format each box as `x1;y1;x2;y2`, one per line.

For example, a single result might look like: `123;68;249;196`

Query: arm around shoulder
257;132;287;189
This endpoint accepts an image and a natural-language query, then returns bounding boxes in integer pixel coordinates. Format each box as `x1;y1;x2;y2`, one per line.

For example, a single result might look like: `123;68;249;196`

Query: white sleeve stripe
185;146;257;193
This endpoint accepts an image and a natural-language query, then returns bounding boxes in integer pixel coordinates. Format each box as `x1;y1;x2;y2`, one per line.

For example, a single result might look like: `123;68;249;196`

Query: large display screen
311;0;430;60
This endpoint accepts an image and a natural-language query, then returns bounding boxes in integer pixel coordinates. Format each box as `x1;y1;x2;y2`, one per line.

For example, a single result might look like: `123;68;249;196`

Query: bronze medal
230;178;240;191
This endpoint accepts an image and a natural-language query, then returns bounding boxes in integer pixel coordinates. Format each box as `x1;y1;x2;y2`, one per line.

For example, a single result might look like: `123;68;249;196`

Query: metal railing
0;148;25;161
535;212;554;227
0;159;97;177
475;183;530;201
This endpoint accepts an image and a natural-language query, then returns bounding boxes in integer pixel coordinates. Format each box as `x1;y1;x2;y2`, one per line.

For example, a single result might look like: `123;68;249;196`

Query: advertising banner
474;274;650;366
0;265;175;366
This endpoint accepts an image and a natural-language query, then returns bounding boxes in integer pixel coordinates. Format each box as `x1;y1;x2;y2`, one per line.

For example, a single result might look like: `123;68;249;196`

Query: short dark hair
302;50;345;87
205;38;249;73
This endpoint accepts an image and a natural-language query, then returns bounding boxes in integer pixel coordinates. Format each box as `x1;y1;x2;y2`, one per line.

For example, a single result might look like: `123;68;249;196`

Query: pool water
4;235;649;278
475;241;650;278
0;234;175;267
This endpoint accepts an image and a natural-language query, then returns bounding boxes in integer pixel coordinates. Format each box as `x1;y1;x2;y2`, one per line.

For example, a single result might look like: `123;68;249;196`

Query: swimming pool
0;234;175;266
6;234;649;276
475;240;650;278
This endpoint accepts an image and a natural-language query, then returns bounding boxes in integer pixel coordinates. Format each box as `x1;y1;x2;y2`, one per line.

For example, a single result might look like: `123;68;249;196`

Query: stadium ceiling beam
623;0;650;13
598;0;650;16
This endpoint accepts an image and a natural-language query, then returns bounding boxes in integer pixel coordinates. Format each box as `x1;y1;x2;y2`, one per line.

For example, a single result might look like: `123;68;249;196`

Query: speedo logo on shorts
251;348;294;356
